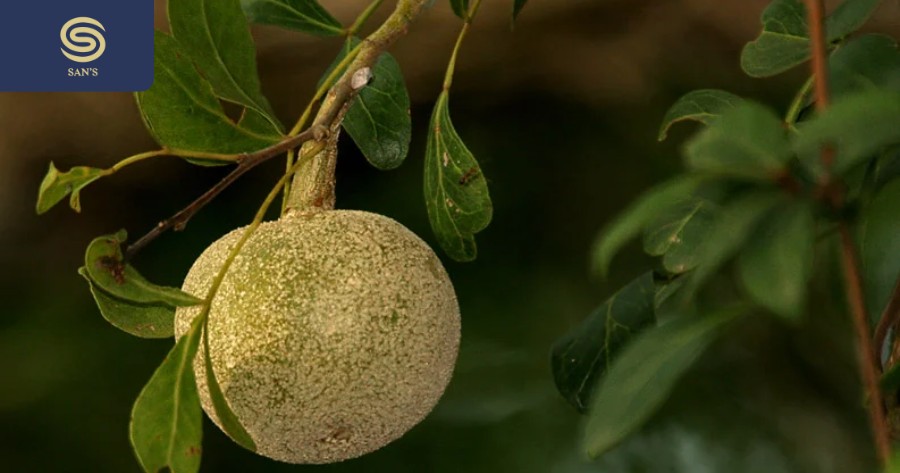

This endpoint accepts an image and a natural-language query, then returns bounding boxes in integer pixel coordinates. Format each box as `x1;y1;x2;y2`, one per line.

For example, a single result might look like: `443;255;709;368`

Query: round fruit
174;210;460;464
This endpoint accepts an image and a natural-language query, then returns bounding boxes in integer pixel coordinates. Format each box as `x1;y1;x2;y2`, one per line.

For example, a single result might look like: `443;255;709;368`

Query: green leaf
658;89;743;141
683;102;791;180
35;162;105;214
168;0;283;133
860;179;900;321
137;32;281;154
740;0;880;77
591;174;707;277
584;308;743;458
794;90;900;176
202;325;256;451
450;0;469;19
130;314;204;473
241;0;342;35
424;91;493;262
881;360;900;394
740;0;810;78
84;230;203;307
643;198;718;274
513;0;528;20
330;38;412;170
682;190;784;297
830;34;900;98
551;273;656;413
825;0;881;41
737;200;815;322
79;268;175;339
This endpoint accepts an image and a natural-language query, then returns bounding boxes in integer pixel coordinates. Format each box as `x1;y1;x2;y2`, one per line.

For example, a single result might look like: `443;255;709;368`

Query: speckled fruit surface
174;210;460;464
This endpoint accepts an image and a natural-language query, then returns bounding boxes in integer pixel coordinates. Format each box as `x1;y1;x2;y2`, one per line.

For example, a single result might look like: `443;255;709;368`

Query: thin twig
840;225;892;462
124;125;327;260
803;0;891;463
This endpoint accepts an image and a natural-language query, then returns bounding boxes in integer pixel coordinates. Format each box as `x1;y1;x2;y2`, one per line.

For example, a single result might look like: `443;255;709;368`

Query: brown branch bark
124;125;326;260
803;0;891;463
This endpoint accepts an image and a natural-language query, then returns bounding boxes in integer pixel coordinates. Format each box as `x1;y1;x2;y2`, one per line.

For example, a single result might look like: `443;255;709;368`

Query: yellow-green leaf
35;162;105;214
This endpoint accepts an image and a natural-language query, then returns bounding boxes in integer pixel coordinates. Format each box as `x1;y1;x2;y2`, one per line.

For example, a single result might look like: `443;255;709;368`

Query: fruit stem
283;0;430;214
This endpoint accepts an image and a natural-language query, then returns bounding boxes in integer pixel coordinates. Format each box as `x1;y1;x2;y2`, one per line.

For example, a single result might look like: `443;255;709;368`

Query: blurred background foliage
2;0;900;471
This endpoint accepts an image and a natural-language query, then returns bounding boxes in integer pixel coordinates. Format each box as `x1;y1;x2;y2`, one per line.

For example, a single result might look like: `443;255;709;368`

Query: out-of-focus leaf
450;0;469;18
326;38;412;170
584;308;744;458
682;190;783;297
551;273;656;412
423;91;492;262
513;0;528;20
859;179;900;321
683;102;791;180
737;201;815;323
658;89;743;141
79;268;174;339
591;175;707;277
643;198;718;274
794;90;900;177
168;0;282;134
35;162;105;214
240;0;342;36
136;33;280;154
202;326;256;450
741;0;881;77
130;314;204;473
83;230;203;307
830;34;900;98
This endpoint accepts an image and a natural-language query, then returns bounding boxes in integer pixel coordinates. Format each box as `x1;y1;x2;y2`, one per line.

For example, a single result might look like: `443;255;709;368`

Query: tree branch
840;225;892;462
284;0;430;213
124;125;327;260
803;0;891;463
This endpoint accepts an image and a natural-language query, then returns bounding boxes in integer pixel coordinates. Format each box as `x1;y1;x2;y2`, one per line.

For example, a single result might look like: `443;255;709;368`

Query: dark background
2;1;899;471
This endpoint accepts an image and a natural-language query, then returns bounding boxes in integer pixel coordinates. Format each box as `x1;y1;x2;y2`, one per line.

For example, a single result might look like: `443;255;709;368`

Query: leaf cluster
552;0;900;460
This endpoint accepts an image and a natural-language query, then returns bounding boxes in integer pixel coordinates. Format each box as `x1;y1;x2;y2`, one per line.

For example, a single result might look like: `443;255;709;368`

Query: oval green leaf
681;190;784;298
642;198;718;275
859;179;900;321
584;308;744;458
168;0;283;133
328;38;412;170
424;91;493;262
240;0;342;36
450;0;469;19
551;272;656;412
137;32;281;155
130;314;204;473
830;35;900;99
591;174;707;277
36;162;105;214
737;200;815;323
794;90;900;177
79;267;175;339
84;230;203;307
740;0;881;78
683;102;791;180
658;89;743;141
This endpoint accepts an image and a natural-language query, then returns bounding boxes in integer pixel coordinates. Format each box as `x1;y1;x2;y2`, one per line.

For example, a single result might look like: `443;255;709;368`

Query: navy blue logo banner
0;1;153;91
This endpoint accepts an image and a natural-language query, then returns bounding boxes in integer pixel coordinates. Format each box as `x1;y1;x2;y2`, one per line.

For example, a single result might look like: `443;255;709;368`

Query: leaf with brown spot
83;230;203;307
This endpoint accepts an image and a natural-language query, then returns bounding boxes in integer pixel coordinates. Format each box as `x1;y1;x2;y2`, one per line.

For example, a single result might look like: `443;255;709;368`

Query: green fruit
174;210;460;464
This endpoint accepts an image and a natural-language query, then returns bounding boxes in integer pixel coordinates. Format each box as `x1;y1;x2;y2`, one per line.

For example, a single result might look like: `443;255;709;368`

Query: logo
60;17;106;63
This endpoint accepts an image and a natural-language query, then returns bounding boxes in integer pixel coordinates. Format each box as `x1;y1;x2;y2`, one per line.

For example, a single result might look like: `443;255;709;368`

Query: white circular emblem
60;17;106;63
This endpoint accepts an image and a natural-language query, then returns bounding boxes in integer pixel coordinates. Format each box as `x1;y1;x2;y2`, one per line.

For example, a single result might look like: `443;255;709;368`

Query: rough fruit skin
174;210;460;464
